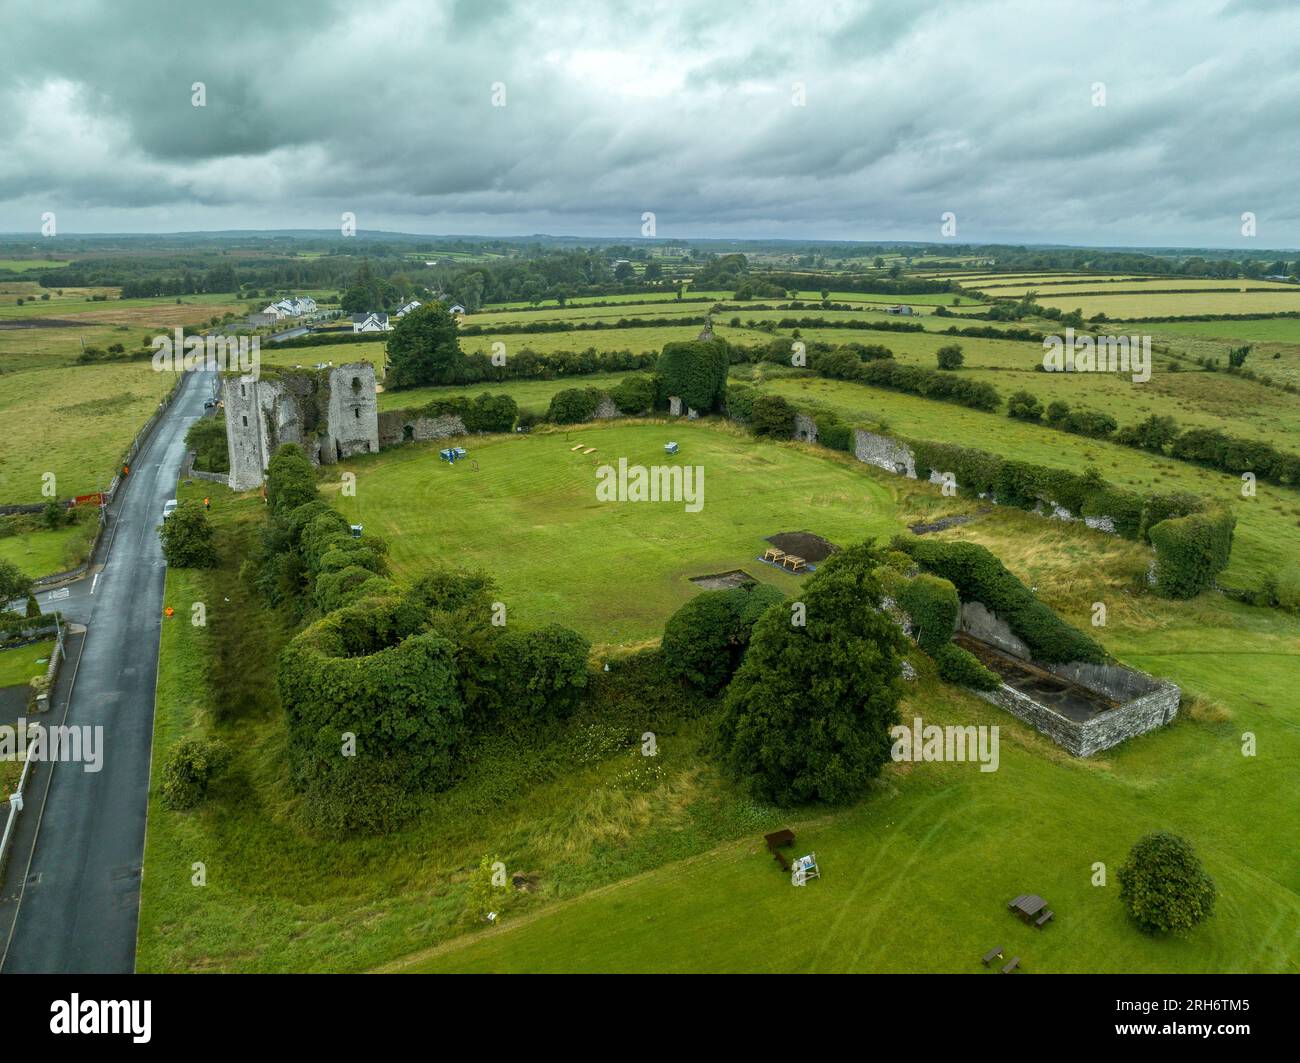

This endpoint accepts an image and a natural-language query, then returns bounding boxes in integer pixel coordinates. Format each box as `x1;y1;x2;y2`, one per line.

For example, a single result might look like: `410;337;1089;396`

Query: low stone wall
975;676;1179;758
957;599;1179;756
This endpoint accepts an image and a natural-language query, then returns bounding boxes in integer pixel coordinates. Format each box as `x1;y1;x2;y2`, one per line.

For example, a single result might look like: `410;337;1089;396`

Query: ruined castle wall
377;410;468;447
852;428;917;478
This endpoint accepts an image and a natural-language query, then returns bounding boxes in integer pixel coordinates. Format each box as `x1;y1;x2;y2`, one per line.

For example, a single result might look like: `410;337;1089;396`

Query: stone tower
223;361;379;490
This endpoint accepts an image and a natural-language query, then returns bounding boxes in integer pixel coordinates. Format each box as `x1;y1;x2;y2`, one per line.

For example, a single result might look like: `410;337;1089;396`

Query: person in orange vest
203;496;211;511
163;606;175;618
122;463;129;477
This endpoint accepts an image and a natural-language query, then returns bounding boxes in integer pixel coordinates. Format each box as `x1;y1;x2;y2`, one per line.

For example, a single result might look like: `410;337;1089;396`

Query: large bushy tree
0;559;33;604
1118;831;1217;933
713;542;908;804
388;302;463;389
159;502;218;568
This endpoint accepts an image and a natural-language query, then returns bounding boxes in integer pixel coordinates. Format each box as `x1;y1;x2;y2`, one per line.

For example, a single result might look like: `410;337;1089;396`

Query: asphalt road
2;369;215;973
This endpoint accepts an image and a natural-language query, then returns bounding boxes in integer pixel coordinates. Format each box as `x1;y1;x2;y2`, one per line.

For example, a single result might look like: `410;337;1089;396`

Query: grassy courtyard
330;420;903;648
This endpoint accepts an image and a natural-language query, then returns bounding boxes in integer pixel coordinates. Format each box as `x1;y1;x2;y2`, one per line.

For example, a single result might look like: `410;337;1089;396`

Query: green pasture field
0;260;70;273
1142;318;1300;345
330;420;903;648
379;503;1300;975
1036;291;1300;319
138;423;1300;975
459;324;775;357
744;371;1300;589
0;362;176;502
0;289;244;323
398;590;1300;973
971;277;1297;296
786;327;1299;444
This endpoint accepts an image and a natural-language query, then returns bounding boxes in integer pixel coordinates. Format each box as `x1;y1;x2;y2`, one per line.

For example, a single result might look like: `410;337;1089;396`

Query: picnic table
1008;894;1048;924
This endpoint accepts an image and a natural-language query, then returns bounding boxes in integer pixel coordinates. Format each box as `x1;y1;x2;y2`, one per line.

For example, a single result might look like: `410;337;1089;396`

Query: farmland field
1035;290;1300;318
0;362;177;502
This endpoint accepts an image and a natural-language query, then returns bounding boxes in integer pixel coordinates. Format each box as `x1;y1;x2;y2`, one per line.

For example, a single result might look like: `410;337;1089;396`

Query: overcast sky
2;0;1298;248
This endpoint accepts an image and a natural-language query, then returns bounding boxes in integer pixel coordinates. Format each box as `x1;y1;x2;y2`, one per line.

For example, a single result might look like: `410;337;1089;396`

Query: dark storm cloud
1;0;1298;245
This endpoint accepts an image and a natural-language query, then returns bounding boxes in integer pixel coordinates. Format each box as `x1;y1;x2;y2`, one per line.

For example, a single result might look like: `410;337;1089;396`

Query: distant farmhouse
352;312;392;333
448;303;466;316
395;299;422;318
885;304;914;316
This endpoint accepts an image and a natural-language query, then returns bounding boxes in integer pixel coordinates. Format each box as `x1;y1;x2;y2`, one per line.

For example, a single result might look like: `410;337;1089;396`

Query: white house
448;303;466;316
261;296;318;319
352;312;391;333
395;299;422;318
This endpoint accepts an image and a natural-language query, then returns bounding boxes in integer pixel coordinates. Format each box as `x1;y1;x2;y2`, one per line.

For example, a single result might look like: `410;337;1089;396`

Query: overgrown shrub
898;573;958;654
935;344;964;370
750;393;797;437
713;542;908;804
609;373;657;414
657;339;729;412
496;624;591;725
159;502;218;568
546;387;602;424
278;597;466;833
661;584;784;694
1006;390;1044;422
185;414;230;473
934;643;1000;690
1147;506;1236;598
160;738;231;810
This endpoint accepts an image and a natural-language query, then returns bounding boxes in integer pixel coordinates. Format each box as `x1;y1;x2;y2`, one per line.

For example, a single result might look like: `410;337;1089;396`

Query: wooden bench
1001;957;1021;974
763;548;786;563
772;850;791;872
981;947;1004;966
1035;909;1054;928
782;554;808;572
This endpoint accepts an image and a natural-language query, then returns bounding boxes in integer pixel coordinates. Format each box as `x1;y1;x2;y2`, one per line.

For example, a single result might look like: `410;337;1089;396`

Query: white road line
91;573;101;595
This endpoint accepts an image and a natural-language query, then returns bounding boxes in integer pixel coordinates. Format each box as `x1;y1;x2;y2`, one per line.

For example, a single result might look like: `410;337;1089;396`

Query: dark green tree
387;302;463;389
936;344;965;370
713;543;908;804
1118;831;1217;934
159;502;219;568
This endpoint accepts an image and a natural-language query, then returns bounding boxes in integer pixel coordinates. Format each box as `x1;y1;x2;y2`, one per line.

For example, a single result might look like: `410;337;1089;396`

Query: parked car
162;499;178;522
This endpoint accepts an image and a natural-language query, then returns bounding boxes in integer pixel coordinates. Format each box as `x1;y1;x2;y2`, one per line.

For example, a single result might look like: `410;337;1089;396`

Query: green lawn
331;421;903;648
378;371;634;414
0;639;55;689
0;513;97;578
